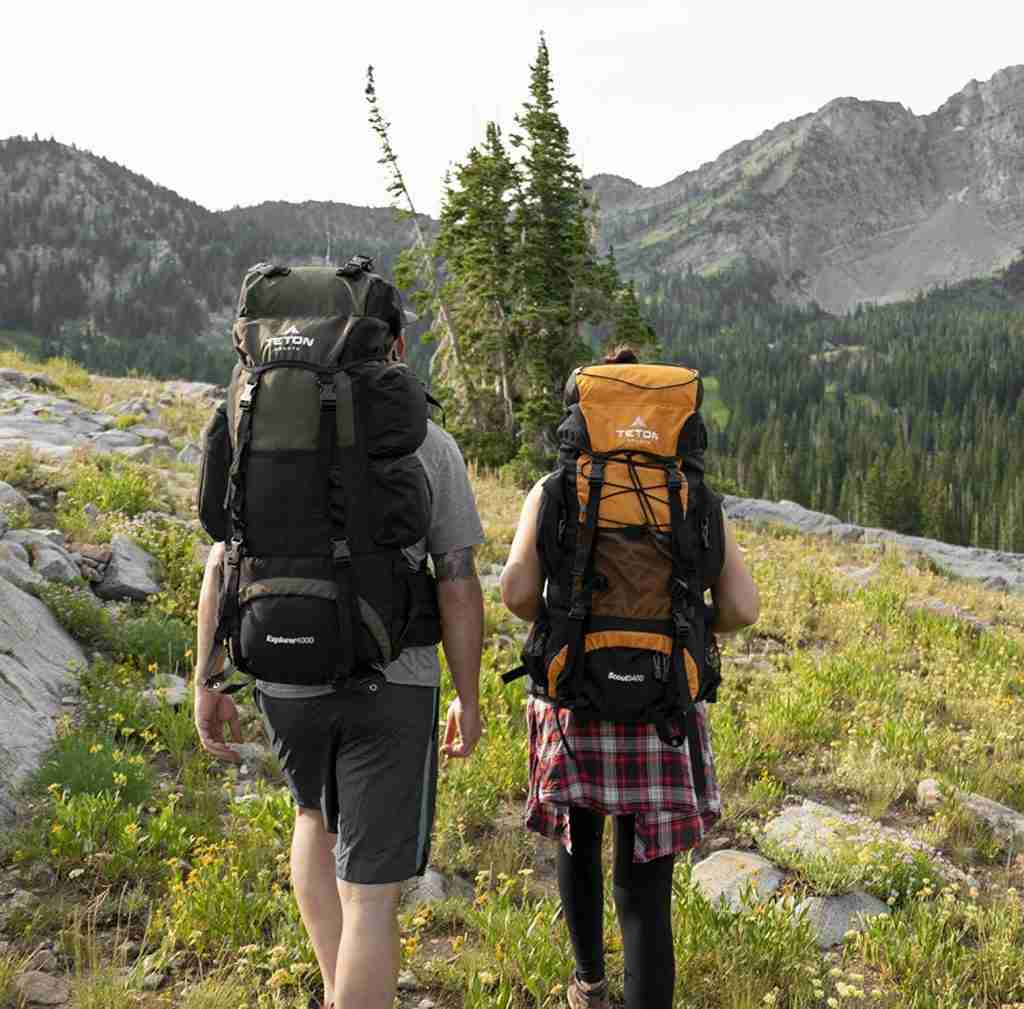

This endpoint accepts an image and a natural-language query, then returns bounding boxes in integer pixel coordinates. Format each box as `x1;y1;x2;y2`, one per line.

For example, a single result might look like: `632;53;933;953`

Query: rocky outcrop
94;535;160;601
723;495;1024;593
595;65;1024;312
0;577;86;822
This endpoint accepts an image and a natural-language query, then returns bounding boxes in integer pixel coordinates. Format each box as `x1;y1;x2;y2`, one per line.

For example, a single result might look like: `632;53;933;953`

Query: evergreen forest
644;258;1024;552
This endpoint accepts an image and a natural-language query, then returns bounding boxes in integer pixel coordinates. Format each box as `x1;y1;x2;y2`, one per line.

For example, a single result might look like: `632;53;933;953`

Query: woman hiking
499;346;759;1009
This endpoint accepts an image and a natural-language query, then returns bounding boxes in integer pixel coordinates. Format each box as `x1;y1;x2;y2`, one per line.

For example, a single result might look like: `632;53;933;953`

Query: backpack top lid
562;363;704;459
233;260;405;368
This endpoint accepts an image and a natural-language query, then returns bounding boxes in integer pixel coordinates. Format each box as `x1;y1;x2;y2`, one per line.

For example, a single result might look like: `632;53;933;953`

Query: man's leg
334;880;402;1009
292;808;343;1006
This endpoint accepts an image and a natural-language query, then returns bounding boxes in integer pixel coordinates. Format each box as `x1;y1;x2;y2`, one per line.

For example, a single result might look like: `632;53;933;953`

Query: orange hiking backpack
504;362;725;793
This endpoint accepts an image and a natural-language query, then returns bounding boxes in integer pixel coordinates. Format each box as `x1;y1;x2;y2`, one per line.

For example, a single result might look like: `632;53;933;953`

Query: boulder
163;380;223;400
796;891;890;948
14;970;71;1005
691;850;785;912
0;552;43;592
906;599;990;634
108;398;157;419
917;779;944;809
27;373;60;391
0;368;30;388
94;535;160;601
177;442;203;466
89;430;143;452
4;528;66;551
32;546;81;584
0;578;86;821
0;539;31;566
75;544;113;565
129;427;170;444
958;793;1024;843
0;480;29;514
401;867;474;909
116;444;161;463
0;512;6;538
762;801;849;858
141;675;189;708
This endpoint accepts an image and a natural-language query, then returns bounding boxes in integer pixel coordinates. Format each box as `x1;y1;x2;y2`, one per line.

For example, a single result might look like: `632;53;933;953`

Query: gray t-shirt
255;420;484;698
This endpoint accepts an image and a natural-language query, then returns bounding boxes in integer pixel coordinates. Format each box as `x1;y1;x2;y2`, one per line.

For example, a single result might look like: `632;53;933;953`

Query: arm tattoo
433;547;477;583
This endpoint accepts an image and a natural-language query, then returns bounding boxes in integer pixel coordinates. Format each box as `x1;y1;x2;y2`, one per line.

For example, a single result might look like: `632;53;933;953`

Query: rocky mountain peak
594;65;1024;312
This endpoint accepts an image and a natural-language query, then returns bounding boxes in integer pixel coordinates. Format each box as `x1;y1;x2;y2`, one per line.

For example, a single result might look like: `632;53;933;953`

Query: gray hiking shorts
254;675;440;884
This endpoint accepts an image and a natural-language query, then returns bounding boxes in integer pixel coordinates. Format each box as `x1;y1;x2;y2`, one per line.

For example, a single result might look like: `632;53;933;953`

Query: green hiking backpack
198;256;441;688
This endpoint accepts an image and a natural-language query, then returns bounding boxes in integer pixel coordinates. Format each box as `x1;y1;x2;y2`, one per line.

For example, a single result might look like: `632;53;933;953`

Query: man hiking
192;259;485;1009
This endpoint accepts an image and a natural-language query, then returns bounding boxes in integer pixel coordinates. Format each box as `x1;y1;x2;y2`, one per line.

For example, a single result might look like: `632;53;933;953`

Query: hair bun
603;345;639;365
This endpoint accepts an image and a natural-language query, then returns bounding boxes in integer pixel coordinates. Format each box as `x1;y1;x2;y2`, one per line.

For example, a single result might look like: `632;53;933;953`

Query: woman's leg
612;816;676;1009
556;807;606;983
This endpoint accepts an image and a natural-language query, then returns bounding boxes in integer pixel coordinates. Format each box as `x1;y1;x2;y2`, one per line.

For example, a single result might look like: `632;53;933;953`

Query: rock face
94;535;160;601
723;495;1024;594
594;65;1024;312
691;850;785;912
0;577;87;822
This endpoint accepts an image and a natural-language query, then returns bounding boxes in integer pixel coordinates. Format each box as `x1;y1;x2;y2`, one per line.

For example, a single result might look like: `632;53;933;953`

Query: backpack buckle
587;460;606;485
318;378;337;408
225;537;243;567
239;382;259;409
331;538;352;566
666;464;683;491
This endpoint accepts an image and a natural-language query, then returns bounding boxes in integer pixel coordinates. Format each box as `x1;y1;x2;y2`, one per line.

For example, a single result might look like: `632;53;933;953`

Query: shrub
119;613;193;672
112;413;145;431
57;456;162;540
33;730;154;806
0;444;45;489
34;582;116;650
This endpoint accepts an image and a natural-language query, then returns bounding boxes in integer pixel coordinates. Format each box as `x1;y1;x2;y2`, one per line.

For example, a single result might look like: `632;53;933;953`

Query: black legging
557;807;676;1009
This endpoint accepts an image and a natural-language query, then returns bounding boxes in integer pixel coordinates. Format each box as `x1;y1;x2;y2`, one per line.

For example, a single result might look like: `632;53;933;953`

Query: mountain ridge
2;64;1023;372
595;64;1024;311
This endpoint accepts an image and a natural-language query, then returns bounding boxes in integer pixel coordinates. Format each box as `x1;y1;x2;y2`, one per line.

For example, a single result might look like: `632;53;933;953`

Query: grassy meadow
1;356;1024;1007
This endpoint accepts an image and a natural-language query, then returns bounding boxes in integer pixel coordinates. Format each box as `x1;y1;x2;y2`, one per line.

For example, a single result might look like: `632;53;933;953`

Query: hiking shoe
567;972;609;1009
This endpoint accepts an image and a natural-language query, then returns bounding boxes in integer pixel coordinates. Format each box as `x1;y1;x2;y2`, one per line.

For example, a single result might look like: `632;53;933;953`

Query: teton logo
267;325;314;350
607;672;645;683
615;416;659;442
266;634;315;645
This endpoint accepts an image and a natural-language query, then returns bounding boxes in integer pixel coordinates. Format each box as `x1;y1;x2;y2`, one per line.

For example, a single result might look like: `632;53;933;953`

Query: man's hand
442;697;482;759
194;684;243;763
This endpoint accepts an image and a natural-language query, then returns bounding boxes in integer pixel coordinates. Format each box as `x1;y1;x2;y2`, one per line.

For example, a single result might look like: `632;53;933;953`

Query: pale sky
3;0;1022;217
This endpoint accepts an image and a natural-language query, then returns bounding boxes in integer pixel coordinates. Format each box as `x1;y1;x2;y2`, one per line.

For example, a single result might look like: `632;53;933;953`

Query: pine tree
507;33;595;465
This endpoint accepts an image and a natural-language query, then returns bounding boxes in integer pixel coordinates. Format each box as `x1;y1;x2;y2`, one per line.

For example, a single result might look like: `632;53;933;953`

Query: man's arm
434;546;484;759
193;543;242;762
